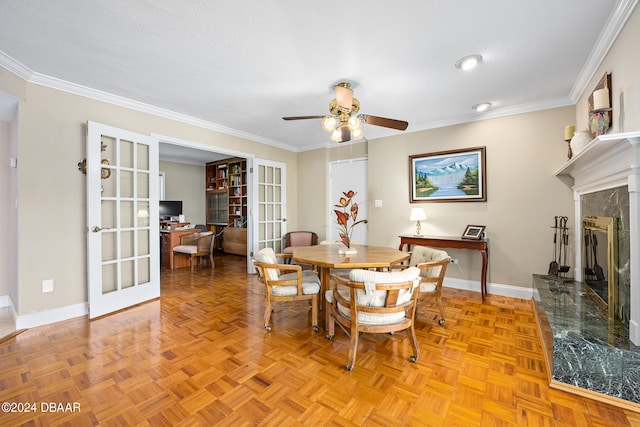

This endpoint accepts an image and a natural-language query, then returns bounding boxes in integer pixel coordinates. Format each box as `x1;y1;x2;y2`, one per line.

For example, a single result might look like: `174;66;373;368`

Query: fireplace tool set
547;216;573;281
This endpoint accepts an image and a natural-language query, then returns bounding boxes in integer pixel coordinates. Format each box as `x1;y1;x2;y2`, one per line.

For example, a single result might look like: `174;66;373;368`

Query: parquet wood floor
1;254;639;426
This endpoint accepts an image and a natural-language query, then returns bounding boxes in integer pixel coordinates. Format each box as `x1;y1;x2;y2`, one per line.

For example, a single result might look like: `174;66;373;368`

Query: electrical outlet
450;258;459;264
42;279;54;293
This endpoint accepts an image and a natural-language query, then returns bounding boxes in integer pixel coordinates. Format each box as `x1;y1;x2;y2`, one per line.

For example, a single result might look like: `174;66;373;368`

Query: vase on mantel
570;130;593;157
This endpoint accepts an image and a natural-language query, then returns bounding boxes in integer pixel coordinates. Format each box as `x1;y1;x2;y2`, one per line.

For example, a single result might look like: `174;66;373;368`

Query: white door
329;158;368;244
252;159;286;254
87;121;160;318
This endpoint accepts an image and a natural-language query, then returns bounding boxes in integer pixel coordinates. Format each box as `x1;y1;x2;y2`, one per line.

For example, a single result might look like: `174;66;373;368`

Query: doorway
157;136;255;273
329;158;368;244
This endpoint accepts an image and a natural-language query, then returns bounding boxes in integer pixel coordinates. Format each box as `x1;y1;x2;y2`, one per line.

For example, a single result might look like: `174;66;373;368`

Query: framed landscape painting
409;146;486;203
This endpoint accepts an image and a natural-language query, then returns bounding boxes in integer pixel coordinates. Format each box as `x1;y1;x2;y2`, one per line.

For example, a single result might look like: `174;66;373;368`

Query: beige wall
576;3;640;132
299;107;576;289
295;141;368;239
159;160;206;225
0;74;298;316
0;121;10;297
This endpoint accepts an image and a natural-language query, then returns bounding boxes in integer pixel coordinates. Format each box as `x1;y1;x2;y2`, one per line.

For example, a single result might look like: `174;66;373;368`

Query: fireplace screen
582;216;619;320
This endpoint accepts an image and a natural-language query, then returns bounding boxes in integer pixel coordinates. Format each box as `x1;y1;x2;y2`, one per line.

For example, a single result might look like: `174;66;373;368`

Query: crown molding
0;51;301;152
569;0;639;101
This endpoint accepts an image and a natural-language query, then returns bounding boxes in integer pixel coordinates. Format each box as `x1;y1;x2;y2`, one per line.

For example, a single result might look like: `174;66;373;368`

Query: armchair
325;267;421;371
283;231;318;254
253;247;320;332
405;246;450;325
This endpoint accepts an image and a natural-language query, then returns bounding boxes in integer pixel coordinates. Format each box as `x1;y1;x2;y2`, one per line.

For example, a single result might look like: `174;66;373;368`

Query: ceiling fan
283;82;409;143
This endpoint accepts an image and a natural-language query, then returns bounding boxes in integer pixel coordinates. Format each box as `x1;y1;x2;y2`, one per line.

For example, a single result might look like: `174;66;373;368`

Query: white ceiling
0;1;635;162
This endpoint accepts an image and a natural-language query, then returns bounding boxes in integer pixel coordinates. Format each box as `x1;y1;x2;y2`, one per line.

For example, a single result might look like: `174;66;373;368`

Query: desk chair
173;231;214;273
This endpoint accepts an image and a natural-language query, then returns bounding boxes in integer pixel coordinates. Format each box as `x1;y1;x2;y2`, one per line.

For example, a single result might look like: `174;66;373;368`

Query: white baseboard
444;277;534;300
15;302;88;330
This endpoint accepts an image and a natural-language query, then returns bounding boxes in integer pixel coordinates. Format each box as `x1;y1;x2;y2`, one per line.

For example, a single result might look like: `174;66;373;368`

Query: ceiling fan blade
340;126;351;143
335;84;353;110
363;114;409;131
282;115;325;121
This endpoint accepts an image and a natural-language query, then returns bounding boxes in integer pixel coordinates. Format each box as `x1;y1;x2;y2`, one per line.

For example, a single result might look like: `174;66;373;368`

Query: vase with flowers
334;190;367;255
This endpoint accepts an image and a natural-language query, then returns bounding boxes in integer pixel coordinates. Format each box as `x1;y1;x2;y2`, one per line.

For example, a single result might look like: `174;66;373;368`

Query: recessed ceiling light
455;54;483;70
473;102;492;112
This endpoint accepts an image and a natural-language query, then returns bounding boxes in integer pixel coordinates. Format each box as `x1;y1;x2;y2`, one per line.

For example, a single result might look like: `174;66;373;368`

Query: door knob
91;226;110;232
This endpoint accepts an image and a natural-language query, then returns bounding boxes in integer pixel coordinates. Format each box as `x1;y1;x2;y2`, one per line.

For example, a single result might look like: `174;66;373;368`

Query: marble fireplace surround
555;131;640;345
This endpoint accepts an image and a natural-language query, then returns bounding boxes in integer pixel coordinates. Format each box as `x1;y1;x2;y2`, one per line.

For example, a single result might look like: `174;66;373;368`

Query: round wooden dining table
292;244;410;305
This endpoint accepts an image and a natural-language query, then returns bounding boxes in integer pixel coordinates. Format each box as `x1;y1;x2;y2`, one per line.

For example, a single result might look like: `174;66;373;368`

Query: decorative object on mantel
334;190;367;255
587;73;612;138
409;207;427;235
569;130;593;158
563;125;575;159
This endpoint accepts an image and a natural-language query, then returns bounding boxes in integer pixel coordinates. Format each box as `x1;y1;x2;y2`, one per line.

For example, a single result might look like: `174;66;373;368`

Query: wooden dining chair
252;247;320;332
325;266;421;371
393;245;450;325
172;231;215;273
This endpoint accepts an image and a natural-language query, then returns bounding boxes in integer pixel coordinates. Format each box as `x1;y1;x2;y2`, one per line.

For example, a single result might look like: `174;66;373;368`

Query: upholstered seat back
331;267;420;325
409;246;449;279
253;247;280;280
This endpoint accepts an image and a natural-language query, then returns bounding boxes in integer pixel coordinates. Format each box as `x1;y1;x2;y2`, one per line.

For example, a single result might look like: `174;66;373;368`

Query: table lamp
410;208;427;235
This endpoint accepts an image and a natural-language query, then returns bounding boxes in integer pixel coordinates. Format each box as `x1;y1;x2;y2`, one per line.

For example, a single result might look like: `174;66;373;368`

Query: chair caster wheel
326;335;333;340
313;326;319;332
409;356;417;363
265;325;272;332
438;319;445;325
346;365;353;371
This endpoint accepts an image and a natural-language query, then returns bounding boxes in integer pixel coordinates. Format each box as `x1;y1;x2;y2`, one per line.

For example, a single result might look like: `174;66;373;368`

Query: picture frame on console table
409;146;486;203
462;225;486;240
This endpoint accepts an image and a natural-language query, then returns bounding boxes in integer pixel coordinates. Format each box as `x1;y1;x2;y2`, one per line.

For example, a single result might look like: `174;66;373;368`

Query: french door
86;121;160;318
252;159;286;254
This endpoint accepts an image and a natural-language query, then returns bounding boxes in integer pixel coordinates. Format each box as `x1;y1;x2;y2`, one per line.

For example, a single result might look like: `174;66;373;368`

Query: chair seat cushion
173;245;198;254
272;271;320;296
419;282;437;293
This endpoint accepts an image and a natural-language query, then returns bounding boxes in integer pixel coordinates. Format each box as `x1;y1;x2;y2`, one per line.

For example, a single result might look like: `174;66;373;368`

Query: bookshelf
205;157;247;255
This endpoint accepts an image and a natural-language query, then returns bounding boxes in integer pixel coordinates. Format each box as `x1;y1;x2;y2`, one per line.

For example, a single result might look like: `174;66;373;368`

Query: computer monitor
159;200;182;220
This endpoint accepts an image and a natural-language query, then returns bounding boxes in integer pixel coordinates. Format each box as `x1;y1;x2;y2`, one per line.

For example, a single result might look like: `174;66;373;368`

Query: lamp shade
410;208;426;221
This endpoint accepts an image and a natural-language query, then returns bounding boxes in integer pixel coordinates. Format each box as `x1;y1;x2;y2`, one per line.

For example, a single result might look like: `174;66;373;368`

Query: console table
399;235;489;300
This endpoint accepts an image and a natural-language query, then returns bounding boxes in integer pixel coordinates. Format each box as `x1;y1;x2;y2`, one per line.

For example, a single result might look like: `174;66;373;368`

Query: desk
292;244;410;305
160;229;201;269
399;235;489;300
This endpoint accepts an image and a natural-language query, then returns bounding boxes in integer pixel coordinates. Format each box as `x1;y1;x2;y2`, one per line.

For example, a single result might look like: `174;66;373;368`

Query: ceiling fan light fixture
322;115;337;132
351;128;364;140
455;54;483;70
347;115;362;131
330;128;342;142
473;102;492;112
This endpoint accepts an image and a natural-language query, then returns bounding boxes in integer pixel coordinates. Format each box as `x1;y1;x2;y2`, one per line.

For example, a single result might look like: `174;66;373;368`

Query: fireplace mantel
555;131;640;344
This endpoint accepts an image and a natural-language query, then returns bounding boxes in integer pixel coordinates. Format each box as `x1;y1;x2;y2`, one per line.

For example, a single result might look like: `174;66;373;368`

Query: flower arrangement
334;190;368;249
